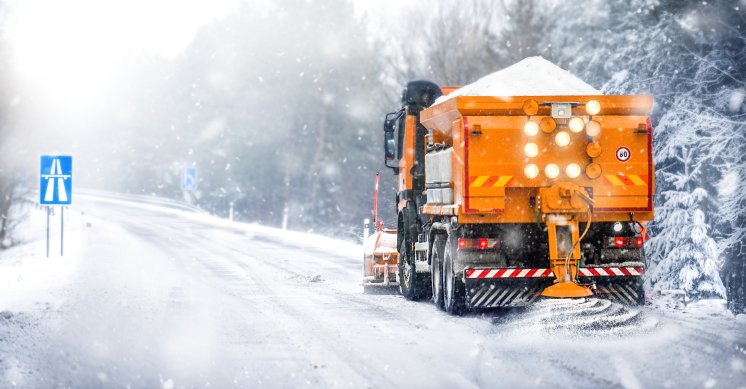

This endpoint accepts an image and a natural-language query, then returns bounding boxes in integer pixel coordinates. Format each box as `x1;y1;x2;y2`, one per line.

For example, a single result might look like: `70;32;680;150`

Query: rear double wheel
443;234;467;315
431;234;446;309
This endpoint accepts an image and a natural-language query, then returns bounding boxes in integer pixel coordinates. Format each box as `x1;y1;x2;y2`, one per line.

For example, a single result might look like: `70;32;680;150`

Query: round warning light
523;121;539;137
522;99;539;116
568;117;585;133
524;164;540;179
586;163;602;179
555;131;571;147
524;143;539;158
586;100;601;116
566;163;582;178
545;163;560;179
586;120;601;137
540;117;557;133
586;141;602;158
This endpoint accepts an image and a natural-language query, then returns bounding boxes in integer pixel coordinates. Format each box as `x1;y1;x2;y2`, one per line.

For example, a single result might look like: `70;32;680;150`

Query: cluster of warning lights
521;99;603;180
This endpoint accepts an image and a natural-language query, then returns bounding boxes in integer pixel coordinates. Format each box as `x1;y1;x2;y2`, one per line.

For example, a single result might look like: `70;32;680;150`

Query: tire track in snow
193;253;398;387
138;222;399;388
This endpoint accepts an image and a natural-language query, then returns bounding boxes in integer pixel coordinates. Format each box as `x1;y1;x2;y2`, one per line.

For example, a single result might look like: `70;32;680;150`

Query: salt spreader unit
380;75;654;314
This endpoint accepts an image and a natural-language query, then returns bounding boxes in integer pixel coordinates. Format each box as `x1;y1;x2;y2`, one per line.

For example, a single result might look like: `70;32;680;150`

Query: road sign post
61;206;64;256
46;207;50;258
40;155;72;257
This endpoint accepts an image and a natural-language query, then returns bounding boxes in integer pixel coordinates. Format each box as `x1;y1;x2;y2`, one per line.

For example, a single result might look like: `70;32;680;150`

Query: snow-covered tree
376;0;506;91
646;147;725;298
718;88;746;312
0;2;26;249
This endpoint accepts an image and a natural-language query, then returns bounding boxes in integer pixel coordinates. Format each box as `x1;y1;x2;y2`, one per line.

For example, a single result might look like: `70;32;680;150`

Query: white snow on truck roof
435;56;601;104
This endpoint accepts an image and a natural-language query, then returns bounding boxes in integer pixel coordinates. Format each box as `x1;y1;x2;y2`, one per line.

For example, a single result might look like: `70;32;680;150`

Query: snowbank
436;56;601;104
76;193;362;259
0;244;80;311
0;207;86;312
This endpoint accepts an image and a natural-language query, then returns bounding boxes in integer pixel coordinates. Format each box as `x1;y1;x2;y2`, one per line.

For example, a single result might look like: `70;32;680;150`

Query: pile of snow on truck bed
436;56;601;103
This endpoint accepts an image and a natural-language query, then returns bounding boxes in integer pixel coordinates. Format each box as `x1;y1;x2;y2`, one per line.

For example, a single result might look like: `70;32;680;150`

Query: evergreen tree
646;147;725;298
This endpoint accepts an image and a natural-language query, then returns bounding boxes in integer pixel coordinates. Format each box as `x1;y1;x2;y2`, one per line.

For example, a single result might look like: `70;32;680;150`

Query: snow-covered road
1;194;744;388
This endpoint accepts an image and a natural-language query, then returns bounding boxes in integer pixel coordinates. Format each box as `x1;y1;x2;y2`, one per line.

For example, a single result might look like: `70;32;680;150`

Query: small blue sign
40;155;73;205
182;166;197;190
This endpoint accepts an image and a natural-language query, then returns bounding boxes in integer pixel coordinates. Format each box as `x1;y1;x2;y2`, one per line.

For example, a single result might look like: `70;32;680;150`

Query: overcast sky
2;0;408;113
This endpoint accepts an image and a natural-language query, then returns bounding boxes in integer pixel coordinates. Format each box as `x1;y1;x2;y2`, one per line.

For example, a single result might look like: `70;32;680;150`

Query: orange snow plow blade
362;229;399;289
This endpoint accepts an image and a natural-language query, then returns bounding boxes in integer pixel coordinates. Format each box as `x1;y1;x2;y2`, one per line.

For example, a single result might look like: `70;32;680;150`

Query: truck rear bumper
464;267;644;308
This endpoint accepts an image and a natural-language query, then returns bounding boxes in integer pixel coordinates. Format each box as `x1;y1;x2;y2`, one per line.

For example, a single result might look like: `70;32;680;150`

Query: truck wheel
398;233;431;301
431;234;446;310
397;210;431;300
398;207;431;301
399;235;416;300
443;234;466;315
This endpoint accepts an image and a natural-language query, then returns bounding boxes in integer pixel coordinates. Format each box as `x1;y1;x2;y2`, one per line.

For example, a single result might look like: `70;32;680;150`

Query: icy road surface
1;194;744;388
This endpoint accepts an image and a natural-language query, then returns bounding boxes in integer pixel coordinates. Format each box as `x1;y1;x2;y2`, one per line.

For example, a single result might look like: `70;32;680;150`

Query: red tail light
457;238;500;250
607;236;644;249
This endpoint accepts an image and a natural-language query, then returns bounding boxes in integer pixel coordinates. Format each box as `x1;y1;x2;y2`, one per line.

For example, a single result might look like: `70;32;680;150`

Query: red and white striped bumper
465;266;644;279
466;268;552;278
463;267;645;308
578;267;644;277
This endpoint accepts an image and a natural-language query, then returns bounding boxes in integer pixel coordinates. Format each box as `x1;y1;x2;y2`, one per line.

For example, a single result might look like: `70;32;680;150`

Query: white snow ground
0;193;744;388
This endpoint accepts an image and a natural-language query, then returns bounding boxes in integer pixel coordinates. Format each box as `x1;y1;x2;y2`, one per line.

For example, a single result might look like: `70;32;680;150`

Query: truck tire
431;234;446;310
398;228;431;301
443;234;466;315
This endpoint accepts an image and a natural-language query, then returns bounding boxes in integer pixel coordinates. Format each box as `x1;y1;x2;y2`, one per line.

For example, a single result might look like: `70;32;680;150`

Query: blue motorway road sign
40;155;73;205
182;166;197;190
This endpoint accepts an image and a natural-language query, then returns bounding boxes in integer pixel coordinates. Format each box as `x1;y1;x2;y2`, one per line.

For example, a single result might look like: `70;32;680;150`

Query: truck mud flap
465;278;554;308
582;276;643;305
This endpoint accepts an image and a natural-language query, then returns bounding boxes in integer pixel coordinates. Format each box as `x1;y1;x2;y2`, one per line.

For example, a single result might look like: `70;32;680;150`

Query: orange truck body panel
419;95;655;224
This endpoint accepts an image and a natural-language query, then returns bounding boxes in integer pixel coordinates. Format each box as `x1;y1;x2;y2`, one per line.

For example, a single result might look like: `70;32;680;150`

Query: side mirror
383;110;403;172
384;127;395;160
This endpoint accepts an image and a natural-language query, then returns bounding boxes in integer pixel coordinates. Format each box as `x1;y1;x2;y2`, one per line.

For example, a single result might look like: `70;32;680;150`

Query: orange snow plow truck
382;80;654;314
